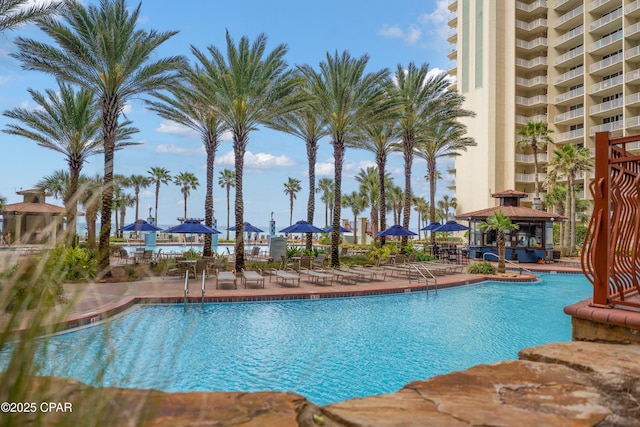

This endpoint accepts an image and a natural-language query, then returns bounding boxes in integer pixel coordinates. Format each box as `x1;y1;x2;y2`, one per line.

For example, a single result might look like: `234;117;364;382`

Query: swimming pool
0;273;591;405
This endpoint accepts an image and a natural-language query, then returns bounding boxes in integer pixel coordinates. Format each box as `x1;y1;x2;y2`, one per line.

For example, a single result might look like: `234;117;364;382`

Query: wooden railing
582;132;640;309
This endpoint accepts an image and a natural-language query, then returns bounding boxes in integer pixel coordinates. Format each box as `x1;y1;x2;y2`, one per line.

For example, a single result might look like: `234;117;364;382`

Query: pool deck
1;258;588;338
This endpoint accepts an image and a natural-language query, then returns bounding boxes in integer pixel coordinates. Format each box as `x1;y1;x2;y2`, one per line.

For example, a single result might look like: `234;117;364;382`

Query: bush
183;248;202;260
467;261;496;275
46;246;98;281
1;258;66;312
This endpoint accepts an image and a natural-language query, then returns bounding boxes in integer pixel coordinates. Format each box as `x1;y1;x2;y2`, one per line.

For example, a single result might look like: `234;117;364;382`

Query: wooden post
591;132;610;307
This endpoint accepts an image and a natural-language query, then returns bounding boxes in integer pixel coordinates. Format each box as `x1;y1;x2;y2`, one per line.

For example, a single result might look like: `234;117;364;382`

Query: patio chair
313;253;327;269
300;267;333;286
269;269;300;287
194;259;208;278
280;255;295;269
298;255;312;271
118;248;131;265
247;246;261;261
241;269;265;289
215;269;237;289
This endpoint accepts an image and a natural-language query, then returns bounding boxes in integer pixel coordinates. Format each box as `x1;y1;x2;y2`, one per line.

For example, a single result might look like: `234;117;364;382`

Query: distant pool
0;274;591;405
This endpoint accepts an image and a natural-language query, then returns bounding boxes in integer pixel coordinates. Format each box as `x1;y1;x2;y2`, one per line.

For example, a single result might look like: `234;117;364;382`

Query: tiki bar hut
1;189;69;244
456;190;566;263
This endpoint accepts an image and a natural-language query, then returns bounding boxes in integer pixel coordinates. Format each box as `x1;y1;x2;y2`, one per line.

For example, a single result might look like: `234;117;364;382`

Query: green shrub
183;248;202;260
467;261;496;275
46;246;98;281
318;234;330;245
286;246;301;258
1;259;66;312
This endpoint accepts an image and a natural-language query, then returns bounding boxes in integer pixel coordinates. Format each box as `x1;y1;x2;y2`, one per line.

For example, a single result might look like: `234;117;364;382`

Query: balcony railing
627;69;640;83
555;86;584;103
515;173;547;182
590;52;623;73
555;45;583;66
589;0;614;12
516;0;548;13
555;65;584;84
555;107;584;123
628;116;640;128
515;56;548;68
515;95;548;106
627;0;640;14
590;121;624;135
516;75;548;87
515;18;548;31
628;45;640;61
555;128;584;142
590;7;622;32
516;114;548;124
590;31;622;52
590;74;624;93
626;92;640;105
554;25;583;47
589;98;624;115
555;4;583;27
515;153;548;163
628;21;640;39
516;37;548;50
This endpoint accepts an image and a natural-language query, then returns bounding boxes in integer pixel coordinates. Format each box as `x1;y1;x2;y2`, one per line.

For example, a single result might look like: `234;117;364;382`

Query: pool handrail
408;263;438;293
482;253;534;274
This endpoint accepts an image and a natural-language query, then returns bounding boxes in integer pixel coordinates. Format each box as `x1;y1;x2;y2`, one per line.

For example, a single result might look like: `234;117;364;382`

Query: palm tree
342;191;369;245
190;32;303;271
356;166;391;242
437;195;457;222
479;210;519;274
387;185;404;225
413;196;428;240
316;178;334;227
112;174;129;238
268;96;328;251
3;83;137;246
127;174;152;221
516;121;554;210
283;178;303;226
117;193;135;239
78;174;103;248
547;144;593;256
299;51;396;267
147;166;172;226
357;123;396;245
174;172;200;223
0;0;60;32
218;169;236;241
13;0;185;273
417;119;475;247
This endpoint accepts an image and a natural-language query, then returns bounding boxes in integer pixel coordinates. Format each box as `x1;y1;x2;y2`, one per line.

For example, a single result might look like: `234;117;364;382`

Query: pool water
0;274;591;405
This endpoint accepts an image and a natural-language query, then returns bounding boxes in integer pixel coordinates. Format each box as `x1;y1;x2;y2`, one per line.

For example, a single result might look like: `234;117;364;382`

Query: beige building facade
448;0;640;214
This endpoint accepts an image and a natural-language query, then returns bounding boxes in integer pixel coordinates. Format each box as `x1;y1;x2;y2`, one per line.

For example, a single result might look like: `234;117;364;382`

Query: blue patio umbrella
421;222;442;231
227;222;264;233
433;220;469;232
279;220;325;234
164;219;221;235
376;224;417;237
119;219;163;232
322;225;351;233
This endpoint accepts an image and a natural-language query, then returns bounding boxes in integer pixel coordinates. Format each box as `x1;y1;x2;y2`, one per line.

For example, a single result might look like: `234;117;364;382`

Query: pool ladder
482;253;534;274
408;264;438;294
183;270;206;309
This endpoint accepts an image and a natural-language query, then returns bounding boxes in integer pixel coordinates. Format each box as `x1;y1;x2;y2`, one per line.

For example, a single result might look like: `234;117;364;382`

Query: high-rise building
448;0;640;215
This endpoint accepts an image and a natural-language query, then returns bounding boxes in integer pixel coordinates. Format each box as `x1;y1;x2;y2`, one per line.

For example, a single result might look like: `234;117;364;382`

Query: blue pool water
1;273;591;405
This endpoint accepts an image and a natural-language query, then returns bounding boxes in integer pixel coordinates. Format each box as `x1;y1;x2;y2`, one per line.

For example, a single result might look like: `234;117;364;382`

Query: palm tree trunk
532;143;542;210
226;185;230;241
87;207;97;248
98;135;116;275
66;161;80;247
497;232;506;273
428;159;437;247
331;142;345;267
377;154;386;246
234;136;247;271
353;212;358;245
155;181;160;225
289;194;294;226
569;175;576;256
306;140;317;251
134;192;139;221
203;143;215;257
402;146;412;248
563;188;570;253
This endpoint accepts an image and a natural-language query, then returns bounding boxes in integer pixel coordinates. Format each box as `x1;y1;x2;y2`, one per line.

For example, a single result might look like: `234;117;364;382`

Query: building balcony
516;75;548;88
448;12;457;27
554;45;583;67
628;115;640;130
516;37;548;52
627;0;640;17
627;45;640;63
555;4;583;30
555;86;584;105
626;92;640;106
589;98;624;116
627;22;640;40
574;171;595;180
448;47;457;60
515;94;548;107
554;0;582;12
515;56;548;70
515;18;548;32
516;0;548;14
448;0;457;11
555;65;584;86
590;31;622;54
555;127;585;143
590;74;623;96
590;7;622;34
626;68;640;83
589;0;618;14
516;114;548;125
555;107;585;124
515;173;547;183
448;28;457;43
515;153;548;164
590;121;624;136
448;60;457;76
554;25;583;49
589;52;623;75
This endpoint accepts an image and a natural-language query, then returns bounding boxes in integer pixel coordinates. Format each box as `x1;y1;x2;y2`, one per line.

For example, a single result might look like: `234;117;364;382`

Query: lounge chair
215;269;237;289
300;268;333;286
348;265;386;281
241;269;265;289
269;269;300;287
323;268;358;285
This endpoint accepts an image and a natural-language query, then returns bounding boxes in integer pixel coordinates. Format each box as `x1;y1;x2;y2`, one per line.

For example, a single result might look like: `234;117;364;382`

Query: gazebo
1;189;68;244
456;190;566;263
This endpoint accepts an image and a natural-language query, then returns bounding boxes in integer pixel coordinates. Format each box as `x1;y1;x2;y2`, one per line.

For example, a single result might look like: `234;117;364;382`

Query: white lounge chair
269;269;300;287
300;268;333;286
215;269;237;289
241;269;265;289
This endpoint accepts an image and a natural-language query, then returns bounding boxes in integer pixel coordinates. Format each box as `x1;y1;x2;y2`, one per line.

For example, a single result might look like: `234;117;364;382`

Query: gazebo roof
3;202;68;215
456;205;566;222
491;189;528;198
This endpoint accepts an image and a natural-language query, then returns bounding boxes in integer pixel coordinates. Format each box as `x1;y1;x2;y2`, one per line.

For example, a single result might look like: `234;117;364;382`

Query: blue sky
0;0;454;230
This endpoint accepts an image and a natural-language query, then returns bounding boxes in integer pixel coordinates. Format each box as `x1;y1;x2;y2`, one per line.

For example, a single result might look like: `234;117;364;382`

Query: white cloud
156;119;199;138
378;24;422;45
216;150;295;170
154;143;204;156
122;102;133;114
379;0;450;47
315;159;335;177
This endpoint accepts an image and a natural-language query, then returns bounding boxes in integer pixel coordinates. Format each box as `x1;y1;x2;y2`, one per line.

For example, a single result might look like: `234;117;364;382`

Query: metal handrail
201;270;206;307
482;252;534;274
409;263;438;293
183;270;189;310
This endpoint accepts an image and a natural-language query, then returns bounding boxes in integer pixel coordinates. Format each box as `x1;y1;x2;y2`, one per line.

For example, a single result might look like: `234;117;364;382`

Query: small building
456;190;566;263
1;189;67;244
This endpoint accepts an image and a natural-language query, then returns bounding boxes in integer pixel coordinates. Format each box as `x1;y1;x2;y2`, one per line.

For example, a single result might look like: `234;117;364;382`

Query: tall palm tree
13;0;185;273
174;172;199;223
413;196;428;239
283;178;303;226
147;166;171;226
516;121;554;210
0;0;60;32
268;97;328;250
437;195;457;222
117;193;135;239
355;166;391;242
299;51;396;267
127;174;152;221
416;119;475;247
479;210;519;274
112;174;129;238
3;83;137;246
547;144;593;256
316;178;334;227
357;123;396;245
78;174;103;248
342;191;369;245
387;185;404;225
190;32;303;270
218;169;236;240
147;73;228;258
